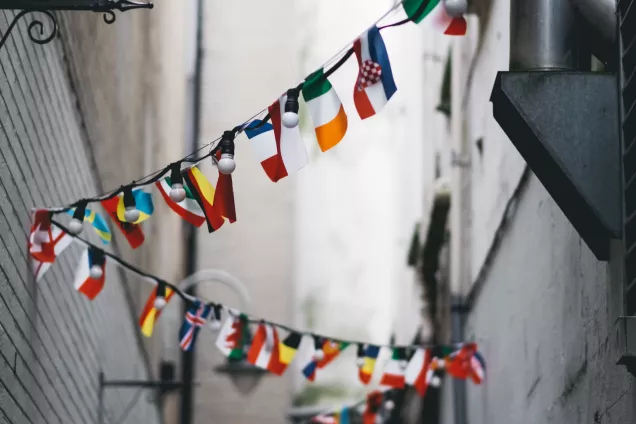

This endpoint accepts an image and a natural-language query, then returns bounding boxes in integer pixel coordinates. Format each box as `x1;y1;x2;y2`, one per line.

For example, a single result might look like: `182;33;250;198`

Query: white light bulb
68;218;84;235
89;265;103;280
356;357;365;368
169;183;186;203
444;0;467;17
154;296;167;310
282;112;299;128
399;359;409;370
218;154;236;175
384;400;395;411
430;375;442;387
209;319;223;331
124;207;140;223
313;349;325;361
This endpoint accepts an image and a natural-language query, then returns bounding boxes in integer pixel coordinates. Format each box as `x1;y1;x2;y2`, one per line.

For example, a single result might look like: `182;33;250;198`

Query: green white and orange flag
302;69;348;152
403;0;467;35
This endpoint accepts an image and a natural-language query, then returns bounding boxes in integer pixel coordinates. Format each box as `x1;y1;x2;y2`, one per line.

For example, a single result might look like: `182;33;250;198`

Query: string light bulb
356;344;366;367
444;0;467;17
168;163;186;203
217;131;236;175
384;400;395;411
313;336;325;361
89;248;105;280
122;187;140;223
68;202;87;235
282;88;300;128
209;304;223;331
430;375;442;387
154;281;167;310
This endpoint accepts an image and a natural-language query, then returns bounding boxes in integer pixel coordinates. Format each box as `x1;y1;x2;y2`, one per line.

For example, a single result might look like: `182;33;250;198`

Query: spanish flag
183;166;225;233
139;286;175;337
270;332;302;376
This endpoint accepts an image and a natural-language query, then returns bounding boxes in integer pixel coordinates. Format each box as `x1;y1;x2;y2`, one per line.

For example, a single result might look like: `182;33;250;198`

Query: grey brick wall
463;174;635;424
0;9;160;424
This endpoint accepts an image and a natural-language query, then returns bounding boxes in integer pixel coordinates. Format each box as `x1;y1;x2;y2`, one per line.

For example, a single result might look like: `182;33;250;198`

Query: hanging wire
39;0;416;214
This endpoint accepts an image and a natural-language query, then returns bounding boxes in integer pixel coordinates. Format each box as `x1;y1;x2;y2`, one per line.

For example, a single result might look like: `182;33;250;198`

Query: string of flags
308;389;398;424
33;0;468;251
29;215;486;393
27;0;483;399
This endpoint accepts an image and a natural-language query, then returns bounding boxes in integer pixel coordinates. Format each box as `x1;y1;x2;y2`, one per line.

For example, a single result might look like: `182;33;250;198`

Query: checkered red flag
357;60;383;91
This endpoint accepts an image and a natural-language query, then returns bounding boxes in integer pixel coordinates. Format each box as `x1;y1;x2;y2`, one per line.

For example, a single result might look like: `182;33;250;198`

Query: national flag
444;343;484;382
29;210;56;263
101;197;145;249
302;339;349;381
216;313;251;360
362;391;383;424
179;302;212;351
338;407;350;424
139;285;175;338
73;248;106;300
182;166;225;233
113;189;154;224
402;0;467;35
66;207;112;243
405;348;435;396
155;176;206;227
353;26;397;120
31;225;74;282
302;69;348;152
247;323;281;372
470;351;486;384
213;151;237;223
359;345;380;385
312;415;337;424
245;94;309;182
269;331;302;376
380;347;407;388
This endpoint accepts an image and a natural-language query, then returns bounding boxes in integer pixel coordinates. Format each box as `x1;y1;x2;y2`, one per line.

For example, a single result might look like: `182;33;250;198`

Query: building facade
0;3;193;423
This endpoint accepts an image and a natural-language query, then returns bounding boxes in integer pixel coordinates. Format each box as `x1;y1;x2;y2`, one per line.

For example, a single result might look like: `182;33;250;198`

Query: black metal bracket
491;71;621;261
0;1;153;51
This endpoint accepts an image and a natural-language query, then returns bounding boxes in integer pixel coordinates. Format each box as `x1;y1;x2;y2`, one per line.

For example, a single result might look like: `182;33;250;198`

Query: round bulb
209;320;223;331
384;400;395;411
218;154;236;175
68;218;84;235
399;359;409;370
169;183;186;203
356;357;365;368
282;112;299;128
124;207;140;223
154;296;167;310
444;0;467;16
430;375;442;387
89;265;103;280
313;349;325;362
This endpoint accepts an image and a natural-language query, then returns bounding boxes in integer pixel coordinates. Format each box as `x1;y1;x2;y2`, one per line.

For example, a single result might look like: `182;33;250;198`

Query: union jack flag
179;302;212;351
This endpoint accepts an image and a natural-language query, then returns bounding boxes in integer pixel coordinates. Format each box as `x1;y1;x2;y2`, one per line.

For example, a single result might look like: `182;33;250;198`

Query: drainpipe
180;0;204;423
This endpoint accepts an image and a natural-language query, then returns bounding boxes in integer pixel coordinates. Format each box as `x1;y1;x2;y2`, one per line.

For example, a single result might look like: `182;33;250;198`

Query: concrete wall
0;8;163;424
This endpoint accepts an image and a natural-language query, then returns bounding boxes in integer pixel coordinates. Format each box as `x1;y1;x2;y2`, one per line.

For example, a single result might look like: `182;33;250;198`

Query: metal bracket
0;1;153;51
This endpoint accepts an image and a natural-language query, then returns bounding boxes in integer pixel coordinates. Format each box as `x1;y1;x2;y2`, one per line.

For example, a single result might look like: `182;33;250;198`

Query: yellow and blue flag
115;189;154;224
66;207;112;244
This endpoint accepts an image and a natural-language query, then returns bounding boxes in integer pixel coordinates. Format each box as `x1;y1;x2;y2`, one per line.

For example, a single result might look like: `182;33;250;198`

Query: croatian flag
245;95;308;183
353;26;397;120
179;302;212;351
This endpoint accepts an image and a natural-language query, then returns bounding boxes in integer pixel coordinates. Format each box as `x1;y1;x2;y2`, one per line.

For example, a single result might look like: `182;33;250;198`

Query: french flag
245;95;308;183
353;26;397;120
73;248;106;300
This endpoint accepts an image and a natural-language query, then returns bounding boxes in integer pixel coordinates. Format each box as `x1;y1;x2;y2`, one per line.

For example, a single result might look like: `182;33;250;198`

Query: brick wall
0;8;170;424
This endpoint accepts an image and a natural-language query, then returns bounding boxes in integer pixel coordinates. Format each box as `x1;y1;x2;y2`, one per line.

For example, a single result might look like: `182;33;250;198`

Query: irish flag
405;348;435;396
403;0;467;35
380;347;406;388
139;285;175;337
302;69;348;152
353;26;397;120
247;323;281;372
155;176;206;227
183;166;225;233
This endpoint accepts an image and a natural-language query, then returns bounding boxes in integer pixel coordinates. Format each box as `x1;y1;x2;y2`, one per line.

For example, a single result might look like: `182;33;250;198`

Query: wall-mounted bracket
0;1;153;51
490;71;621;260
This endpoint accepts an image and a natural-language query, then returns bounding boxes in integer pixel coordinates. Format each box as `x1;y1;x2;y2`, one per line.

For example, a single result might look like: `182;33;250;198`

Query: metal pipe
510;0;578;70
569;0;616;49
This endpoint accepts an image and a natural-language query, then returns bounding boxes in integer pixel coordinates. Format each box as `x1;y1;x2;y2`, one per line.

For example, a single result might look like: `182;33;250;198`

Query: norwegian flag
179;302;212;351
